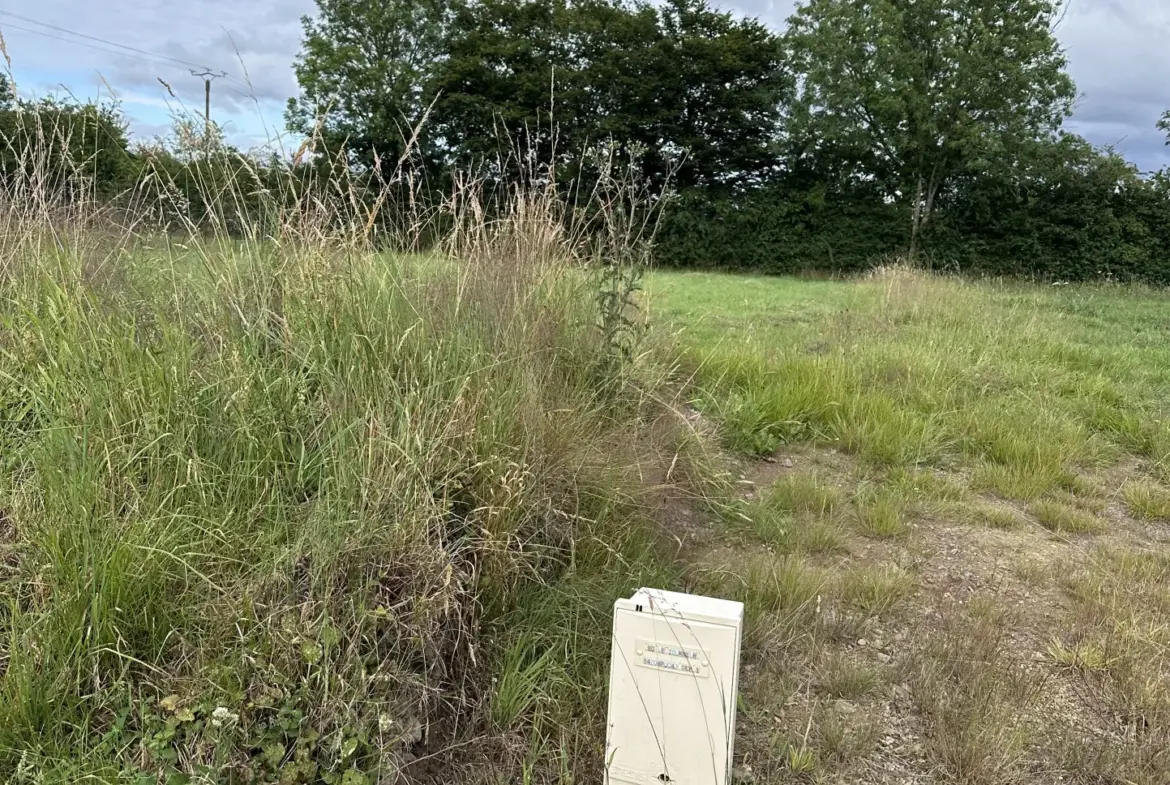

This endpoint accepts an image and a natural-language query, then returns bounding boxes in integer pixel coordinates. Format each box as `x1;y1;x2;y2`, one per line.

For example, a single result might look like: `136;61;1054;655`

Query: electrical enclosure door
605;588;744;785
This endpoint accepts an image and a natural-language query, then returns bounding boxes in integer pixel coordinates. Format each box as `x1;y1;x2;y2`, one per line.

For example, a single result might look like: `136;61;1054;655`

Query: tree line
286;0;1170;281
4;0;1170;281
0;81;287;236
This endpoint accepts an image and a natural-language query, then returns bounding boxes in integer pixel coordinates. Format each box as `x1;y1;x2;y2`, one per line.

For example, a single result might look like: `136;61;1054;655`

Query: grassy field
651;268;1170;784
3;146;1169;785
0;177;713;782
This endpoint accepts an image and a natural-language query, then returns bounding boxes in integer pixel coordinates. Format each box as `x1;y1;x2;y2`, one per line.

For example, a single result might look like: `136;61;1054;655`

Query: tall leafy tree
651;0;789;190
785;0;1076;257
431;0;788;191
286;0;457;169
430;0;602;169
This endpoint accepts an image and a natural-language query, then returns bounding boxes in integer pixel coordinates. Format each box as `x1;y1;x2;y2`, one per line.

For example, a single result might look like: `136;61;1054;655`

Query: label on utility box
637;640;708;676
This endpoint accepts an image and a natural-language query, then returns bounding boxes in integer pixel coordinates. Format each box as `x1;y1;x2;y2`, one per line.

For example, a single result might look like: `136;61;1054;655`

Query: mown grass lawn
651;267;1170;784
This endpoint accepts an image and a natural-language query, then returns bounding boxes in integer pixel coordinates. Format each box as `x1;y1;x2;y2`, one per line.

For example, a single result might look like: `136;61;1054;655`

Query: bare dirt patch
688;447;1170;784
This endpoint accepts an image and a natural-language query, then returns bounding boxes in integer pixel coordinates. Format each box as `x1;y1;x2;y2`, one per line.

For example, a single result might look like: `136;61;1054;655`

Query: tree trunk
908;173;925;261
910;160;944;263
921;177;940;234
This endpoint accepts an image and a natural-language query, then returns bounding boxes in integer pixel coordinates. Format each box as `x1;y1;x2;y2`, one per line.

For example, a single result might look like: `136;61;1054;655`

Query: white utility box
604;588;744;785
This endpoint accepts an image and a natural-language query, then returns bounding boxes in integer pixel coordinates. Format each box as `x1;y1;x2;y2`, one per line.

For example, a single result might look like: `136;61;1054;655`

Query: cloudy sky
3;0;1168;169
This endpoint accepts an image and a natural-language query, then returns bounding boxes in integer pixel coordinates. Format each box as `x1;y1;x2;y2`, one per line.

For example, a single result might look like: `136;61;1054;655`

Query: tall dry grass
0;112;712;783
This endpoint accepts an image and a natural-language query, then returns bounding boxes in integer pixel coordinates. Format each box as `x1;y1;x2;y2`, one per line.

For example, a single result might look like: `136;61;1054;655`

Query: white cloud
117;90;174;111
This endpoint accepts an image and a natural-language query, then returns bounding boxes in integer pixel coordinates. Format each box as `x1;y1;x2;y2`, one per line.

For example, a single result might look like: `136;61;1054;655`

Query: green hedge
656;180;907;274
656;141;1170;284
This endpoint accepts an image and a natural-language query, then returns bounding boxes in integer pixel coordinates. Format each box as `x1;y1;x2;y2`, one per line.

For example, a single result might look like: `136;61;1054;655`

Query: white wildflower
210;706;239;728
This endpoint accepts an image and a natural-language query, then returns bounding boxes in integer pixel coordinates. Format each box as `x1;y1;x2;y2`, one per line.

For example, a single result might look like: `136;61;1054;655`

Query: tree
0;75;14;110
135;114;228;162
286;0;457;170
646;0;790;190
430;0;592;169
785;0;1076;258
1158;110;1170;145
431;0;788;191
0;97;136;199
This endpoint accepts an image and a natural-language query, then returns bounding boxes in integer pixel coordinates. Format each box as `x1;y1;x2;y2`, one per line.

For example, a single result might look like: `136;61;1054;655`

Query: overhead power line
0;21;186;71
0;9;245;84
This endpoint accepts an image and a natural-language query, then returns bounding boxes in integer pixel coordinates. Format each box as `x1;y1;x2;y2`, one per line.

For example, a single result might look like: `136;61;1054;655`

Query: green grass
747;504;846;555
767;472;842;515
815;654;882;699
854;489;909;539
0;188;684;781
974;503;1026;530
744;472;847;554
838;564;917;618
1122;481;1170;521
1030;499;1107;534
654;267;1170;784
651;268;1170;489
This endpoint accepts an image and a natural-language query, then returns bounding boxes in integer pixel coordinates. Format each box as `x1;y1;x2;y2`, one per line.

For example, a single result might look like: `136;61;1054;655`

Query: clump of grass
1013;558;1051;586
815;653;882;699
1053;551;1170;779
972;460;1068;501
909;601;1040;785
815;705;882;764
748;505;846;555
834;395;949;467
854;489;909;539
838;564;917;618
1030;499;1106;534
1049;488;1106;514
741;472;848;554
734;555;826;649
782;743;818;776
1059;472;1101;498
699;352;851;456
1046;638;1111;672
1122;481;1170;521
975;503;1025;530
888;468;968;502
767;472;841;515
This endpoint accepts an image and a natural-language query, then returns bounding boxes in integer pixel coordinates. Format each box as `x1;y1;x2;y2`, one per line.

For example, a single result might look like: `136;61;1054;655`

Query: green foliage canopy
785;0;1077;258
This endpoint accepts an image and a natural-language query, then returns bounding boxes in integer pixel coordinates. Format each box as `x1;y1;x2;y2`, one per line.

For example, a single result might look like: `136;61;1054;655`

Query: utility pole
190;69;226;152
